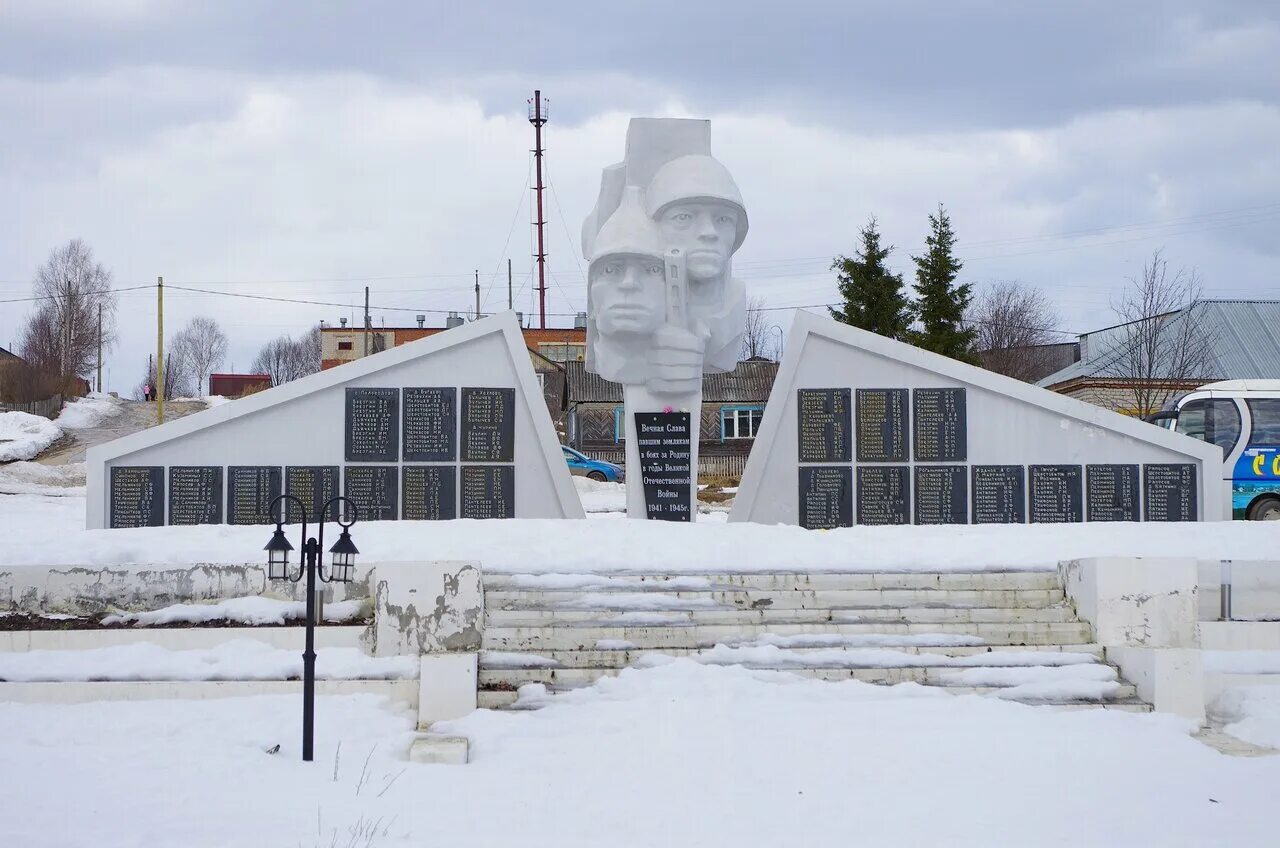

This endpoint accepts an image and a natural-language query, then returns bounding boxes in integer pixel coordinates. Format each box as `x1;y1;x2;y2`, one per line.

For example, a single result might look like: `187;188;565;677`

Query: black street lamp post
263;494;360;762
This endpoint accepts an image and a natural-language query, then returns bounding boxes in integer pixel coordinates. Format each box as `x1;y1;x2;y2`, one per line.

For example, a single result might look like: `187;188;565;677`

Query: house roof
566;359;779;404
1038;300;1280;388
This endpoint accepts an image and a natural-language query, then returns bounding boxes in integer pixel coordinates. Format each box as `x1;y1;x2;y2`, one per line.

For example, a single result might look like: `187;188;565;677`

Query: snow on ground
1211;686;1280;750
573;475;628;513
53;392;126;430
2;661;1277;847
3;487;1278;573
0;460;85;495
0;411;62;462
101;596;367;627
0;640;416;682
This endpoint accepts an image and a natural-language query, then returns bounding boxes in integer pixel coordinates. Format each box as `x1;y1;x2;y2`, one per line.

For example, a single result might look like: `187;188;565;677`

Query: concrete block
408;734;470;765
1061;557;1199;648
366;561;483;657
1107;647;1205;721
418;653;477;725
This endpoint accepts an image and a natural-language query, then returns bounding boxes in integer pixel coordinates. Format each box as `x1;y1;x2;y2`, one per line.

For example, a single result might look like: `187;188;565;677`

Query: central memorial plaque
402;465;457;520
913;388;967;462
857;465;910;525
344;465;398;522
1144;464;1198;522
462;387;515;462
797;388;851;463
856;389;908;462
634;411;693;522
109;466;164;528
1086;464;1140;522
1029;465;1083;523
168;466;222;525
344;388;399;462
798;466;852;529
913;465;967;525
402;387;457;462
285;466;339;522
971;465;1025;524
460;465;514;519
227;466;281;525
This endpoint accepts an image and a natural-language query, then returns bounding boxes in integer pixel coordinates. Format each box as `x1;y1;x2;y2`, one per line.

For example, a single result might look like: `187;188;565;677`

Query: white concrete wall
365;561;483;656
1196;560;1280;621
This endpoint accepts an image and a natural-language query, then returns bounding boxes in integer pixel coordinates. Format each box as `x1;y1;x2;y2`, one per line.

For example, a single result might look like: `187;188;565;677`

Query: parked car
562;445;624;483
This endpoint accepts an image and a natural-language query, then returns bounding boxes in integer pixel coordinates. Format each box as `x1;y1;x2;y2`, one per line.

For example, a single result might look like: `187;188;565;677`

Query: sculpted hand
647;324;705;396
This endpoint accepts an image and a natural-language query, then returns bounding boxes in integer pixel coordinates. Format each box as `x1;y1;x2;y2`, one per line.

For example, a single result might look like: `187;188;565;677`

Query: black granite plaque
461;387;515;462
460;465;514;519
797;389;851;463
1029;465;1083;523
635;411;693;522
1086;464;1140;522
227;466;282;525
403;387;456;462
285;466;339;523
971;465;1026;524
912;388;967;462
345;388;399;462
914;465;967;525
1144;464;1198;522
857;465;910;525
856;389;908;462
798;466;853;529
402;465;457;521
167;466;222;526
109;466;164;528
344;465;398;522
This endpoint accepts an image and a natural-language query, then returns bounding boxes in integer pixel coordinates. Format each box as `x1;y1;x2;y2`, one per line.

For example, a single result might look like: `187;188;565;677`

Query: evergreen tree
829;218;913;340
911;204;977;362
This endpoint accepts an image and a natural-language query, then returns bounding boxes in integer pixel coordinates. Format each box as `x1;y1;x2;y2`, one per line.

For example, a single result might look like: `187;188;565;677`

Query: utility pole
363;286;370;357
508;258;513;311
96;304;102;393
474;269;480;319
528;90;549;329
156;276;165;423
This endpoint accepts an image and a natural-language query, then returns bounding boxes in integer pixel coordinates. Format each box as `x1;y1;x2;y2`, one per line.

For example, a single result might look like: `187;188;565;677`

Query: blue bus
1151;380;1280;520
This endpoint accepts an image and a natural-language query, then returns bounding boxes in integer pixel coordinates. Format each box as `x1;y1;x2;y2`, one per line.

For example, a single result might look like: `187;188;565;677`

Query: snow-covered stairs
478;571;1150;711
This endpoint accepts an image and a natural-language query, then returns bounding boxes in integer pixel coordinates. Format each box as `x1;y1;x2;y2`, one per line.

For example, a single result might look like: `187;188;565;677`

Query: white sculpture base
623;385;701;522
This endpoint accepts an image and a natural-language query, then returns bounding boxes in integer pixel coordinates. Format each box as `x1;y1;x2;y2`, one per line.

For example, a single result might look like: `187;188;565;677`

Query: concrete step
487;588;1066;610
479;644;1108;668
485;606;1078;627
482;621;1094;650
484;571;1060;593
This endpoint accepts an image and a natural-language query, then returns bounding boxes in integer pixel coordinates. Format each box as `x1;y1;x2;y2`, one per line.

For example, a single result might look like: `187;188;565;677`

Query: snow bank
101;596;367;627
0;461;85;495
0;411;62;461
1211;686;1280;749
573;475;627;513
0;639;416;682
54;393;125;430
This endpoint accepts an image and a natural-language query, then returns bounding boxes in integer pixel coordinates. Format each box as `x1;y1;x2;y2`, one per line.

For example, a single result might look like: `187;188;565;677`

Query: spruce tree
829;218;913;340
911;204;977;362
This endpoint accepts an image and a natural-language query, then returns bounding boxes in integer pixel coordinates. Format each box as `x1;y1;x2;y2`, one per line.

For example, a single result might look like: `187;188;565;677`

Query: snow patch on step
495;573;715;591
684;644;1102;669
480;651;562;669
939;664;1118;687
736;633;986;648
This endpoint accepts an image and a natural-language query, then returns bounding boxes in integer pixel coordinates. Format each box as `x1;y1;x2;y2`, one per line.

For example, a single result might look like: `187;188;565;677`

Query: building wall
321;326;585;372
1052;379;1202;417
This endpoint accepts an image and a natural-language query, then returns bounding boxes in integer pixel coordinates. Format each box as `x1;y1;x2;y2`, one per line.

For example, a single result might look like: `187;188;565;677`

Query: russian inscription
460;465;514;519
798;466;852;529
1086;464;1140;522
1029;465;1083;523
797;389;851;463
168;466;223;525
1144;464;1198;522
344;388;399;462
913;465;967;525
227;466;281;525
402;387;457;462
856;465;910;525
856;389;908;462
402;465;457;521
971;465;1026;524
635;411;693;522
912;388;967;462
285;466;339;522
344;465;398;522
461;387;515;462
109;466;164;528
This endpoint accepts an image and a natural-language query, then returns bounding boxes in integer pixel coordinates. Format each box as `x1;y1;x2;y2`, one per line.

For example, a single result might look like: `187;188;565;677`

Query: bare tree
133;353;188;401
741;296;782;361
170;316;228;395
1100;250;1218;416
968;281;1064;382
20;240;117;377
251;325;322;386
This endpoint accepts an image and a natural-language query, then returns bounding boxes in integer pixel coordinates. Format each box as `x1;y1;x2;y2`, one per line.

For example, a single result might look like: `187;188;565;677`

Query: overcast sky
2;1;1277;392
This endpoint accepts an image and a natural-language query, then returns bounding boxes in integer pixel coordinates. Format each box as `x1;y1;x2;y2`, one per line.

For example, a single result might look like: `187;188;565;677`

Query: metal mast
528;90;549;329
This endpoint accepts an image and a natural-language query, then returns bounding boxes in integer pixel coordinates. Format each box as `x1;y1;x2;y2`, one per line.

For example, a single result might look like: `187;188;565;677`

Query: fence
0;394;64;419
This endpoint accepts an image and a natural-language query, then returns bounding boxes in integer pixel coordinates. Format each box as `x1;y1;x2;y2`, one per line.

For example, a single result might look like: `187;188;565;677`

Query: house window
613;405;625;442
337;341;353;351
721;406;764;440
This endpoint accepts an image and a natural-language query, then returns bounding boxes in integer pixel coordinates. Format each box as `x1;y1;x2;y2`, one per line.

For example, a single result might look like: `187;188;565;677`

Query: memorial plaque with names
797;388;851;463
402;465;457;521
461;387;515;462
972;465;1026;524
1144;464;1198;522
168;466;222;525
1086;464;1140;522
402;387;456;462
798;466;852;529
460;465;514;519
635;411;693;522
913;465;967;525
1029;465;1083;523
344;465;398;522
109;466;164;528
856;465;910;525
227;466;281;525
285;466;339;522
345;388;399;462
856;389;908;462
912;388;967;462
